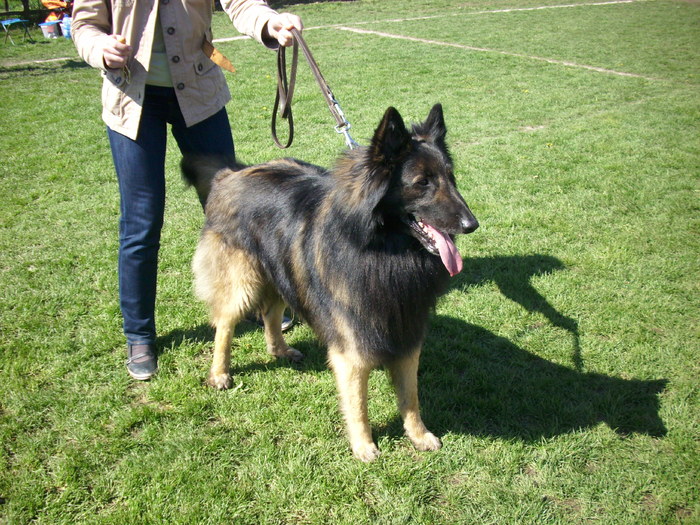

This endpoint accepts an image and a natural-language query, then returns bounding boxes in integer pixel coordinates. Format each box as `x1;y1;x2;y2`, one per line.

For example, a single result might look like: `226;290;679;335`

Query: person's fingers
277;29;294;47
270;13;303;47
111;34;131;54
284;13;303;32
103;50;127;68
104;34;131;68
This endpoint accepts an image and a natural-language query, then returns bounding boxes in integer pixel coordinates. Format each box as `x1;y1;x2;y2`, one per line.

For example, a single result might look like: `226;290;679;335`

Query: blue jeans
107;85;235;345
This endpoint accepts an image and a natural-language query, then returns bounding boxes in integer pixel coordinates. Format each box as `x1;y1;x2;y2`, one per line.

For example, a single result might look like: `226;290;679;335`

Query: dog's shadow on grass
409;316;668;441
401;253;666;441
452;254;583;371
162;253;667;442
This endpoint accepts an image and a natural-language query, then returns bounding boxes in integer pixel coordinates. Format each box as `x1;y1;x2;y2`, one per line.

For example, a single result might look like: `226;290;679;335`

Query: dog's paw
411;432;442;452
208;372;233;390
352;442;381;462
284;347;305;362
269;346;305;362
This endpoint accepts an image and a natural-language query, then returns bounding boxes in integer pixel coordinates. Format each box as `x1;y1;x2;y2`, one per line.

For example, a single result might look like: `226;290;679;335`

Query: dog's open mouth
408;216;463;277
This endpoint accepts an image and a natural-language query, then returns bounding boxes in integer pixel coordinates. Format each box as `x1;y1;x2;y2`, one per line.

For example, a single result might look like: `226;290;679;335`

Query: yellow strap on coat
202;40;236;74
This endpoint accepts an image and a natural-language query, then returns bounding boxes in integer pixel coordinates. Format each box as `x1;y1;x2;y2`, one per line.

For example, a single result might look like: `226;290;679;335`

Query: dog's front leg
387;349;442;452
328;347;379;462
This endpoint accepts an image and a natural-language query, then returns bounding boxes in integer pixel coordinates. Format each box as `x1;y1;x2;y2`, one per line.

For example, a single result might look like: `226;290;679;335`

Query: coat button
162;0;169;3
176;82;185;90
197;63;203;71
167;27;175;35
172;55;180;63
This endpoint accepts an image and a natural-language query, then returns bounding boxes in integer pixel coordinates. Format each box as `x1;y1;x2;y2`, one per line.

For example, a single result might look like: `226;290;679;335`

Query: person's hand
265;13;303;47
103;34;131;69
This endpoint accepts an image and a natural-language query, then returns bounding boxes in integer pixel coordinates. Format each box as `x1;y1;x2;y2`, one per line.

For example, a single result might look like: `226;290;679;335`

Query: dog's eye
414;177;430;187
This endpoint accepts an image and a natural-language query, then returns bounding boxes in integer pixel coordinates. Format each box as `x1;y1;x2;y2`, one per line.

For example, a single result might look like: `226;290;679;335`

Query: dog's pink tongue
423;223;463;276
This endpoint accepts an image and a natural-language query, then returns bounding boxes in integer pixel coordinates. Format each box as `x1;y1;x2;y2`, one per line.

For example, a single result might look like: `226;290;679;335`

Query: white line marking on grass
472;0;640;13
32;57;76;64
213;0;647;43
212;35;251;43
338;26;658;81
2;2;648;72
2;56;75;67
337;0;643;26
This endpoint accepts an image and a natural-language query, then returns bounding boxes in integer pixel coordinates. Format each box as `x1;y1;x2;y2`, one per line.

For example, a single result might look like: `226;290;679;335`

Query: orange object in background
42;0;69;10
42;0;72;22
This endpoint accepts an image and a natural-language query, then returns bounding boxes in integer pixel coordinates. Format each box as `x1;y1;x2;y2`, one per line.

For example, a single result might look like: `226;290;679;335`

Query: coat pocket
101;78;125;119
194;53;217;77
192;52;225;97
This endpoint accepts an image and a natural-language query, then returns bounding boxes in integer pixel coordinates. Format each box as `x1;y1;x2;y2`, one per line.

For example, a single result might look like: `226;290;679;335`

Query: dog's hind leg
386;349;442;452
207;267;262;389
328;346;380;462
193;232;263;390
210;320;235;390
260;292;304;362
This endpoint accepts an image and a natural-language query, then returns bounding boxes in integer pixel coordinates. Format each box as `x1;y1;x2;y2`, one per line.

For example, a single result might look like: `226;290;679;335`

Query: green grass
1;0;699;523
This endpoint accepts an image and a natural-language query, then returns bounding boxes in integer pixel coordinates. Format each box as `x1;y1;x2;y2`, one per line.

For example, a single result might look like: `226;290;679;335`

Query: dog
182;104;478;461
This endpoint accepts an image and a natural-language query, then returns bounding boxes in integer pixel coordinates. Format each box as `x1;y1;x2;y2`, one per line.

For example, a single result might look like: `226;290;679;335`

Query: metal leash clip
332;100;359;149
273;28;359;150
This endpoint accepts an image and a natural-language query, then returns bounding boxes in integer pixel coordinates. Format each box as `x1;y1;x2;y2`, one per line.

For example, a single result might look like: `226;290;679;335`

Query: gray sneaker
247;313;295;332
126;343;158;380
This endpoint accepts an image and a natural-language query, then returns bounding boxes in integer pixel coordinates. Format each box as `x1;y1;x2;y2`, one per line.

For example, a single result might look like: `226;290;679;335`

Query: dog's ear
370;107;412;166
417;103;447;147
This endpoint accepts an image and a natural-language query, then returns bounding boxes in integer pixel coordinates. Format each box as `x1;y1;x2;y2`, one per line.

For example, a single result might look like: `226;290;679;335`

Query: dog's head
367;104;479;276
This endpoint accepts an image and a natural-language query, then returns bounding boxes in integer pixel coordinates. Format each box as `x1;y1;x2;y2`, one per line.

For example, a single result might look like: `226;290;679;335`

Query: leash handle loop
272;28;358;149
271;36;297;149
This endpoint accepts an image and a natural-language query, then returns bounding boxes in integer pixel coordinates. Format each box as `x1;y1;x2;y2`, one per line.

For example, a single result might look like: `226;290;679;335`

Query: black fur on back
185;105;476;362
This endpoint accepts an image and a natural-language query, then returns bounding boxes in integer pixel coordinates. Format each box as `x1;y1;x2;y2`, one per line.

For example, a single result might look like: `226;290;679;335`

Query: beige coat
72;0;278;139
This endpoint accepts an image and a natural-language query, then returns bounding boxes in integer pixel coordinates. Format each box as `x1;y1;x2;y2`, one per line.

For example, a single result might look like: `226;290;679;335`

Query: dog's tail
181;154;240;209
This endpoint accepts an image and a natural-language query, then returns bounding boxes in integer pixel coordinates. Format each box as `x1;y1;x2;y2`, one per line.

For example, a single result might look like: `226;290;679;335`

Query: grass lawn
1;0;698;523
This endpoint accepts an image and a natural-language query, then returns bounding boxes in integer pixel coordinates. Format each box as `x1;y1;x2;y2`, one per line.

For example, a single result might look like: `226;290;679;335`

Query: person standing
72;0;302;380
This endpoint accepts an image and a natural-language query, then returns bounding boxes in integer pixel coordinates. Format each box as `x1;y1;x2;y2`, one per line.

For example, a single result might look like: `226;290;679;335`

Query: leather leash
272;28;358;150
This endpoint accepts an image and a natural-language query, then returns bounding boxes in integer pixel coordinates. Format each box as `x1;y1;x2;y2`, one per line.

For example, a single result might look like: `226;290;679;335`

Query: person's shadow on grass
162;253;667;441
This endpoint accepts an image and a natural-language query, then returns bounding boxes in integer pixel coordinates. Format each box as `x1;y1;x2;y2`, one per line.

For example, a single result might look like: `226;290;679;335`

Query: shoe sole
127;368;157;381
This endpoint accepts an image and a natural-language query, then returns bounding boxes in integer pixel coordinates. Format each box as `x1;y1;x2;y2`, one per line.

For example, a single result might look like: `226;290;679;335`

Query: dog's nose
461;216;479;234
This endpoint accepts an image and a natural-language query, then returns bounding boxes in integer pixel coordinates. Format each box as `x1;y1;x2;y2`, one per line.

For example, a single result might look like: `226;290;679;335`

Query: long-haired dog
182;104;478;461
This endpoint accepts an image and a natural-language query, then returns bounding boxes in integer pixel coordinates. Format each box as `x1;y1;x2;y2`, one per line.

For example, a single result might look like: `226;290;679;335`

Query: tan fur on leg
261;293;303;362
387;350;442;452
193;231;265;390
327;347;379;462
209;321;233;389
